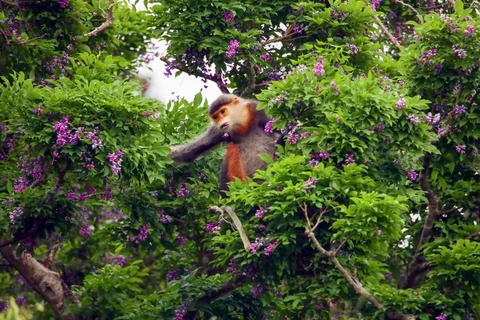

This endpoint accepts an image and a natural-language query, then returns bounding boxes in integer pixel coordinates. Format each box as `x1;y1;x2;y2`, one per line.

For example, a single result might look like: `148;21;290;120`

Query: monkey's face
210;101;249;133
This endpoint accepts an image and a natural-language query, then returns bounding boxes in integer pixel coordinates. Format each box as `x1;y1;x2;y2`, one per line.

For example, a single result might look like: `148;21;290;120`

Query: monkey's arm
168;125;225;162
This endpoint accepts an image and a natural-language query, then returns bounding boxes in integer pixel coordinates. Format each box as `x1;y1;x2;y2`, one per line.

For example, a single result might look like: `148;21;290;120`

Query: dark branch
240;58;256;98
84;0;115;38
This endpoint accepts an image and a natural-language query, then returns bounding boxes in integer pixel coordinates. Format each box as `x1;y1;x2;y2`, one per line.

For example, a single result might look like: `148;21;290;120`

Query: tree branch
240;58;256;98
84;0;115;38
209;206;250;251
373;16;401;49
0;245;80;319
301;203;414;319
392;0;421;21
468;231;480;240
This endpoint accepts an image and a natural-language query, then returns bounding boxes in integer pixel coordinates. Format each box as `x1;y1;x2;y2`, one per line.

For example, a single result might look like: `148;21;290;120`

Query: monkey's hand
168;145;192;163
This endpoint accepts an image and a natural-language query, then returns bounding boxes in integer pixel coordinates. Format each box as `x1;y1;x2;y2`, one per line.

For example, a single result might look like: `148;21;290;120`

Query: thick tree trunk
0;245;80;319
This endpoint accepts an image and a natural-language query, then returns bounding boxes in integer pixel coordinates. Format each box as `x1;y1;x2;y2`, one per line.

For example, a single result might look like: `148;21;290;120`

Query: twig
373;16;401;49
84;0;115;37
209;206;251;251
393;0;421;21
24;33;48;44
0;0;17;6
468;231;480;240
301;203;414;319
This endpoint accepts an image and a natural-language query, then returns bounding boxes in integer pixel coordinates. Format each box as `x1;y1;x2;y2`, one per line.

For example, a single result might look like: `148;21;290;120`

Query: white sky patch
127;1;222;105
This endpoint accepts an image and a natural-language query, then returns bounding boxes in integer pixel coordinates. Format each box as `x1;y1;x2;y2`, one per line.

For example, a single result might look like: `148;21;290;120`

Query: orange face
210;98;252;134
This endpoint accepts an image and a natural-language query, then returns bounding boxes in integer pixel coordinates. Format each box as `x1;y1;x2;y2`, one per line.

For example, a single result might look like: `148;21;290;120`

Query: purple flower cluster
408;114;420;124
464;25;475;37
330;81;339;95
56;0;70;8
226;259;240;275
0;301;7;311
313;59;325;76
371;0;382;11
224;10;234;23
422;48;437;65
53;116;76;147
226;40;240;59
454;105;466;114
129;225;149;243
375;125;385;132
455;145;466;154
176;183;190;198
158;211;173;223
177;234;187;248
331;10;346;21
346;43;359;54
255;207;268;219
304;177;317;192
264;120;275;134
14;297;25;306
424;112;441;125
205;222;221;233
45;52;70;78
13;176;29;193
260;53;270;61
77;208;92;237
107;255;126;267
173;299;190;320
345;153;355;164
264;241;278;256
309;151;330;167
435;314;447;320
452;45;467;59
107;150;124;175
396;97;406;109
407;169;418;182
251;283;267;298
9;206;24;224
104;209;127;222
167;269;180;281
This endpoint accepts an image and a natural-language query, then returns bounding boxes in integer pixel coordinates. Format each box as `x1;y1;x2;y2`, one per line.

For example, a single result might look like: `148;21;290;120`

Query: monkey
168;94;280;196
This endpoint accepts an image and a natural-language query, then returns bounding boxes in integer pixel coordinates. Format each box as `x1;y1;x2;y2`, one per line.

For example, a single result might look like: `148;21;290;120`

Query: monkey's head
209;94;253;134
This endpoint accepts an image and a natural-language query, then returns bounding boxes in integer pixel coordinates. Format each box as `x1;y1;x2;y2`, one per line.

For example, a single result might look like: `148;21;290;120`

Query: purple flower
455;145;466;154
14;297;25;306
408;114;419;124
464;25;475;37
107;150;124;175
260;53;270;61
330;81;339;95
435;314;447;320
107;255;126;267
377;229;383;235
264;241;278;256
205;222;221;233
79;225;91;237
452;45;467;59
255;207;268;219
345;153;355;164
251;284;266;298
375;125;385;132
226;40;240;59
422;48;437;65
56;0;70;8
304;177;317;192
9;206;24;224
454;105;466;114
264;120;275;134
407;170;418;182
346;43;359;54
313;59;325;76
158;212;172;223
424;112;441;125
396;97;406;110
224;10;234;23
129;225;149;243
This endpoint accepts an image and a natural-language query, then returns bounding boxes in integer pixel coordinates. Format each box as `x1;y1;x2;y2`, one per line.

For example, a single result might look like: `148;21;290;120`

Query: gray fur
169;95;279;196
